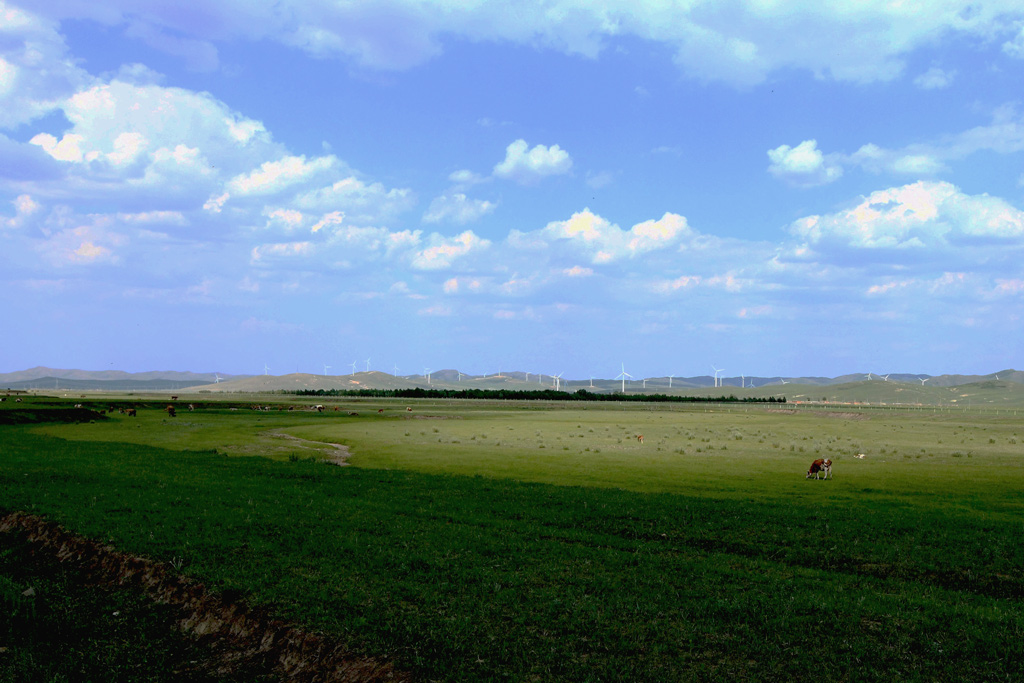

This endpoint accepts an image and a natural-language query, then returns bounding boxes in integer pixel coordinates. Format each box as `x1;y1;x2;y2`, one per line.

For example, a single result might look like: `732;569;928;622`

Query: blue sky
2;1;1023;380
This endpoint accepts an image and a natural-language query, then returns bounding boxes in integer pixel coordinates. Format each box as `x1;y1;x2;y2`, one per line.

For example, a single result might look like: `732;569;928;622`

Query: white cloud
538;209;692;264
31;132;86;162
37;222;127;267
0;2;90;127
310;210;342;233
411;230;490;270
422;192;496;224
788;181;1024;253
264;207;306;232
913;66;955;89
325;225;422;254
585;170;614;189
448;169;486;185
295;176;415;225
493;139;572;184
250;241;314;263
767;140;843;187
1003;25;1024;58
23;1;1024;88
850;143;945;176
2;193;40;230
227;155;336;196
563;265;593;277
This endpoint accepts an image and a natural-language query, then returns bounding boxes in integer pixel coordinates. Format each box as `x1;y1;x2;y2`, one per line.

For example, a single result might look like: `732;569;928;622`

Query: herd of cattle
4;396;845;479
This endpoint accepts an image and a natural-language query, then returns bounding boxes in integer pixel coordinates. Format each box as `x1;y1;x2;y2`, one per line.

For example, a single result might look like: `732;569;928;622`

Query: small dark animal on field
188;404;194;411
348;411;359;416
126;408;137;417
807;458;832;480
166;405;176;417
378;409;385;414
171;395;178;400
406;407;412;412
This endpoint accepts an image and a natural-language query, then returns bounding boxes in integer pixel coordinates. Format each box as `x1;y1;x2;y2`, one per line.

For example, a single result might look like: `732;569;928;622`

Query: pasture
2;395;1023;681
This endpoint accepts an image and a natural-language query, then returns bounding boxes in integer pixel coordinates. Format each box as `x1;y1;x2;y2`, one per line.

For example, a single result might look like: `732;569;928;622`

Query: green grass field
2;396;1023;681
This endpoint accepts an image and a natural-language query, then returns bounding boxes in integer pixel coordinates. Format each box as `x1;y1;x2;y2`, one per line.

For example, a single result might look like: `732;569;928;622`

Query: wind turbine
590;376;594;388
214;373;222;383
349;360;358;374
741;374;745;388
919;377;929;385
393;364;400;376
615;364;633;393
365;357;371;373
780;378;789;385
883;374;890;382
423;367;431;384
264;363;270;376
323;364;331;378
642;378;647;389
668;374;674;389
553;372;564;391
457;371;463;382
711;365;724;388
866;373;873;380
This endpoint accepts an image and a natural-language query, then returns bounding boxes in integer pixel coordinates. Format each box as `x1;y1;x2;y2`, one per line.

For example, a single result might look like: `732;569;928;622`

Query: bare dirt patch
268;431;351;466
0;511;406;682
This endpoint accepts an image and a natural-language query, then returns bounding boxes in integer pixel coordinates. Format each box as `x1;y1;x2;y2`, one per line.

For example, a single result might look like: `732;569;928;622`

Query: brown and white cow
636;434;644;444
806;458;832;480
126;408;137;417
166;405;176;417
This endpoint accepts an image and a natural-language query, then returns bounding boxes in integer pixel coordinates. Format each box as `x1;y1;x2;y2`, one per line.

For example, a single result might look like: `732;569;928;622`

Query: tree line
292;387;787;403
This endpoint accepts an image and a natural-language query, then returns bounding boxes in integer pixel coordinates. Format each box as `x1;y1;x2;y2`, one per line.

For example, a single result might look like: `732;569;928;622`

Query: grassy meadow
2;395;1023;681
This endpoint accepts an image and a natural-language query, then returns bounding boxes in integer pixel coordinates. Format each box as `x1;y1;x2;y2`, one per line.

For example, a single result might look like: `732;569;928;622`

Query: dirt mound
0;511;408;683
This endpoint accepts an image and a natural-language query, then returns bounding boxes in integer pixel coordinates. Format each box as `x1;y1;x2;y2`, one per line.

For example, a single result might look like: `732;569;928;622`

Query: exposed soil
0;511;408;682
267;431;351;465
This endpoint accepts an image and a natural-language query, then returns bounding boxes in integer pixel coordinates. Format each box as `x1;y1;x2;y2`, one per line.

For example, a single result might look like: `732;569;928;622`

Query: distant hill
2;376;218;392
0;366;248;384
3;367;1021;402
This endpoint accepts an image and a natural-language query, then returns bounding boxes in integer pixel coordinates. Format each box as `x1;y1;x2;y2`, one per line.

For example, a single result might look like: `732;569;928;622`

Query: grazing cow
171;395;178;401
188;404;194;412
807;458;832;480
74;403;83;408
315;404;324;413
126;408;137;417
378;409;385;414
0;397;5;402
854;453;866;459
348;411;359;416
636;434;644;444
406;407;412;412
16;398;22;403
166;405;176;417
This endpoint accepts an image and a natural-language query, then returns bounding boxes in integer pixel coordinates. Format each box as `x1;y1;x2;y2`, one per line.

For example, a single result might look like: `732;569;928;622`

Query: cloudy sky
2;1;1023;379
